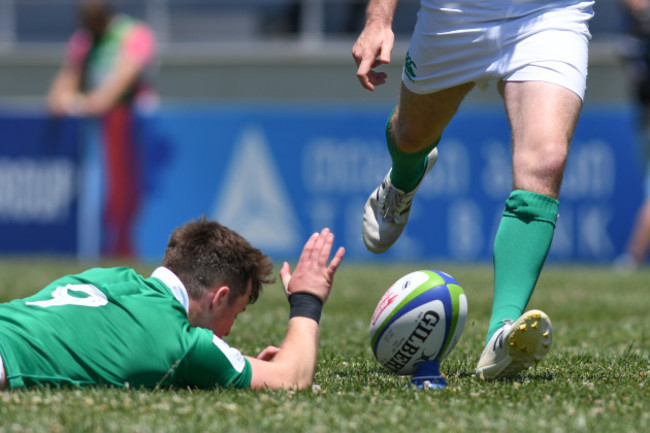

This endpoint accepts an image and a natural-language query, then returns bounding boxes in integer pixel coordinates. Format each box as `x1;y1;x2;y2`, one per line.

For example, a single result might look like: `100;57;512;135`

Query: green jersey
0;267;252;389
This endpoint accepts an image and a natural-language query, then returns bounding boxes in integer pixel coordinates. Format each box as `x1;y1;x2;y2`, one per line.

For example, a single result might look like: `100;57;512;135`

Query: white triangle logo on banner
210;126;300;252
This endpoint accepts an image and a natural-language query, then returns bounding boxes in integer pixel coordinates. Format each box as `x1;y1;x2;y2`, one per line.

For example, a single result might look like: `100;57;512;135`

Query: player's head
162;217;274;306
78;0;113;38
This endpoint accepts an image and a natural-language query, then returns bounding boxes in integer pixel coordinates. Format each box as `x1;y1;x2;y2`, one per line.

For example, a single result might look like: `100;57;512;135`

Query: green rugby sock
385;112;438;192
487;190;559;343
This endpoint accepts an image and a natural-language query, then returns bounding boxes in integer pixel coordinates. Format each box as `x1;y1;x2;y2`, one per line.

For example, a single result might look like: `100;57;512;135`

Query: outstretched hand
280;228;345;304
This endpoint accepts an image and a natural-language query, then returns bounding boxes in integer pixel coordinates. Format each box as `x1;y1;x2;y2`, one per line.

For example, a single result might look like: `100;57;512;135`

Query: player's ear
211;286;230;310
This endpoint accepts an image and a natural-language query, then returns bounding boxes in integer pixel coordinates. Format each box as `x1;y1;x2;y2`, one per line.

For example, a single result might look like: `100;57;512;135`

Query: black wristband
288;292;323;324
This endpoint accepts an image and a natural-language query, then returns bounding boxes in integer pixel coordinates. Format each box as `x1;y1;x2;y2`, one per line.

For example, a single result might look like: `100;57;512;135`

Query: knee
536;144;568;175
390;116;442;154
513;140;569;195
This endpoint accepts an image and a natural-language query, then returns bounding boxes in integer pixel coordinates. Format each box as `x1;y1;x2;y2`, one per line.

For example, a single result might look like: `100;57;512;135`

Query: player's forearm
274;317;320;387
364;0;399;27
247;317;320;390
248;229;342;390
83;60;143;115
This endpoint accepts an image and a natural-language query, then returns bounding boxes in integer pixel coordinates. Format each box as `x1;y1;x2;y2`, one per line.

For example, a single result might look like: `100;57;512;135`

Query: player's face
212;281;252;338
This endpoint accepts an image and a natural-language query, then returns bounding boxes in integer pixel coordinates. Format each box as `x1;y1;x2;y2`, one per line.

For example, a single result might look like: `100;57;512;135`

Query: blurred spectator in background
617;0;650;270
47;0;156;258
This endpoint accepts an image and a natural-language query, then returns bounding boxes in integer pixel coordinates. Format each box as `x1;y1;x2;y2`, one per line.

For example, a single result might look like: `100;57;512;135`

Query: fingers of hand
289;229;343;298
328;246;346;276
356;57;388;90
312;228;334;265
380;36;394;62
280;262;292;296
298;231;320;264
369;70;388;85
256;346;280;361
357;75;374;91
355;60;374;88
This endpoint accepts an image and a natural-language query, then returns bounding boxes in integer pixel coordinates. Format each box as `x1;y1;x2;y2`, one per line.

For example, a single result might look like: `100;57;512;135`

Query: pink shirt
65;20;155;72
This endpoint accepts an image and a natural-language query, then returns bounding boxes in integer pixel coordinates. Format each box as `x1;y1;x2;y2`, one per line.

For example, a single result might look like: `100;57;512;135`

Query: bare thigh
501;80;583;198
392;82;475;153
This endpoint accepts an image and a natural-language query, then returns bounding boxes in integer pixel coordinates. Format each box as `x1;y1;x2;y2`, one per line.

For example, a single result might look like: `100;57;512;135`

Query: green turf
0;259;648;433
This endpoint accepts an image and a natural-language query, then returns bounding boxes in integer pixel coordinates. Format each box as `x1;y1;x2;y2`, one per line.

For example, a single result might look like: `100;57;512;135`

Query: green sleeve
175;328;252;389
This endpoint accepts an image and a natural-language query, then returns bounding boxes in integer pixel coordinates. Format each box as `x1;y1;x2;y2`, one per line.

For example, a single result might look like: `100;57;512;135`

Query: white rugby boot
362;147;438;253
475;309;552;380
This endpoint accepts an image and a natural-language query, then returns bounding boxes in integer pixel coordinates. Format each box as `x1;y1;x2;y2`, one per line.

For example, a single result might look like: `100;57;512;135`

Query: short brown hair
162;217;274;304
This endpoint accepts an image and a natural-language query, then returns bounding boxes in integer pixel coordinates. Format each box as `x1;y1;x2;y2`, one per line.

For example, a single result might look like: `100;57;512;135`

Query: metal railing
0;0;625;52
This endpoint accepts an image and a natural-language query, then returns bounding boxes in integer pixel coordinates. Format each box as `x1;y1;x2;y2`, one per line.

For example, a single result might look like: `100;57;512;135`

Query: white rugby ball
369;270;468;375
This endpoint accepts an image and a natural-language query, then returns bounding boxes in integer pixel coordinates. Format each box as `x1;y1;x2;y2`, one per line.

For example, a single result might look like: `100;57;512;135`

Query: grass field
0;259;648;433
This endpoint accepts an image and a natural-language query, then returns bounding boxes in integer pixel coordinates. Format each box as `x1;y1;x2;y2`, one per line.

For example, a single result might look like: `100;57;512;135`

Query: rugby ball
369;270;467;375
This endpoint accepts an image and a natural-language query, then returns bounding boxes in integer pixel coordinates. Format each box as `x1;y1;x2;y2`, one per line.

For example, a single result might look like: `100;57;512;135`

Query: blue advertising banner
133;104;643;263
0;115;80;254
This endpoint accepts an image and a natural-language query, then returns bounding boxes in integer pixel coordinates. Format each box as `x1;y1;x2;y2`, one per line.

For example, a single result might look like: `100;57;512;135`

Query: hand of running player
352;21;395;91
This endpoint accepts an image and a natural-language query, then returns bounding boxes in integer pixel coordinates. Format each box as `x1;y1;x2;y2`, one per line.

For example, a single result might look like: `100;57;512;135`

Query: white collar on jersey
151;267;190;315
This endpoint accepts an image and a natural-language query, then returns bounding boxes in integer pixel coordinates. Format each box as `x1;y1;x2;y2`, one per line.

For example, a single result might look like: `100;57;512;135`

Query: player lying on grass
0;218;345;391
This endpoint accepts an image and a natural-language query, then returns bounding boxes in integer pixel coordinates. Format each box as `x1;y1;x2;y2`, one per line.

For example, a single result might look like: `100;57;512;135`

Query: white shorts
402;0;595;99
